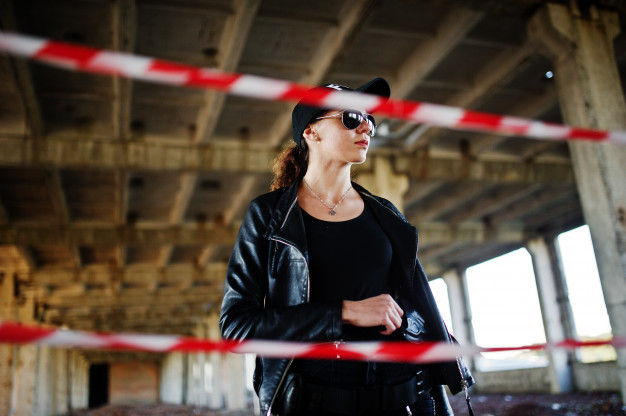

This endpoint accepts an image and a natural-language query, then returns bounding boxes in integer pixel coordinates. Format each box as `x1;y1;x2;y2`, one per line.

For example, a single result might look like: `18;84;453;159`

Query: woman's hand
342;294;404;335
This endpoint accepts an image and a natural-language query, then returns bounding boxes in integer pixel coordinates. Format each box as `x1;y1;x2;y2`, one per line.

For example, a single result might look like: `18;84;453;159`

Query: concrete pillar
12;290;37;416
357;156;409;213
33;344;52;416
224;353;246;410
160;353;184;404
206;313;225;409
70;351;89;409
528;237;575;393
441;269;471;345
528;2;626;398
0;271;17;416
52;348;69;414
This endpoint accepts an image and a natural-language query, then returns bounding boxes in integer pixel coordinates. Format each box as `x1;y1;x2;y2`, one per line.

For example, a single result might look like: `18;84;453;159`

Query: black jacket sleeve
219;198;343;342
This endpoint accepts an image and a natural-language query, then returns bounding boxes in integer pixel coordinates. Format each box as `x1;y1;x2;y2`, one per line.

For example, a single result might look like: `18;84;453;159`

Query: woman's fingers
342;294;404;334
381;302;403;335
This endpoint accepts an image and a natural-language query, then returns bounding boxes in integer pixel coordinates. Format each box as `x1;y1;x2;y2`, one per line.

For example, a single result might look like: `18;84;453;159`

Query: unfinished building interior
1;0;625;414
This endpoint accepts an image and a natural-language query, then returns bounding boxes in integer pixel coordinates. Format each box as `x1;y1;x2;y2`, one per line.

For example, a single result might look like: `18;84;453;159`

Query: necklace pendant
329;209;337;216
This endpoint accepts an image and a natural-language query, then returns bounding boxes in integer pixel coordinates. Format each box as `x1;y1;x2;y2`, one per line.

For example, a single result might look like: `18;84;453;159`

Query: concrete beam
393;7;484;96
46;303;213;320
406;41;535;150
0;195;9;225
42;285;222;309
29;263;227;287
416;222;525;246
47;171;70;224
195;0;260;143
409;182;488;223
15;246;38;271
489;186;575;225
0;224;239;246
159;173;198;267
397;154;575;184
116;171;128;268
444;183;543;224
0;136;576;184
112;0;136;140
0;2;44;138
471;85;558;156
0;136;278;172
57;314;209;331
0;221;525;247
404;181;446;209
266;0;376;147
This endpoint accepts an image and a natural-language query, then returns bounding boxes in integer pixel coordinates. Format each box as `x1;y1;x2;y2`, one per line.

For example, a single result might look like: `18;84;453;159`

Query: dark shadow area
88;363;109;409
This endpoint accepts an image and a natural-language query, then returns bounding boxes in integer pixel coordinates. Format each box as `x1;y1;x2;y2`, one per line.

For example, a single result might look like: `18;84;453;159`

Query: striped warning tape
1;321;623;363
1;31;625;145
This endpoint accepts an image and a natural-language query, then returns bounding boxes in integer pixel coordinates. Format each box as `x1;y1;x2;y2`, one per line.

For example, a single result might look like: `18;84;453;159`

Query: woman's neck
302;164;352;199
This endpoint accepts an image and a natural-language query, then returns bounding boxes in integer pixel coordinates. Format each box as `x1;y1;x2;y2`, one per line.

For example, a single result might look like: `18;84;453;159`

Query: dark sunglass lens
342;111;363;129
366;115;376;135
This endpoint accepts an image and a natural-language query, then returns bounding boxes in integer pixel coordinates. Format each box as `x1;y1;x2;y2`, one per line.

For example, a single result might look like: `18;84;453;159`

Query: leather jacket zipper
266;358;294;416
267;210;310;415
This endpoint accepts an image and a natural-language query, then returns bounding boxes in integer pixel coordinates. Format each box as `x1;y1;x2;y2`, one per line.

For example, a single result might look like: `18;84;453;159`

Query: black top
294;203;417;386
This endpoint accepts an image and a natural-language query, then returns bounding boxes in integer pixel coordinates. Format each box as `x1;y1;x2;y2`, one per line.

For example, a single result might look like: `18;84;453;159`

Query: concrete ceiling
1;0;625;337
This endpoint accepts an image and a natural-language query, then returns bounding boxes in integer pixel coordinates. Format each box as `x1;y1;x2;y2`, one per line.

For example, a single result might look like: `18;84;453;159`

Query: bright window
465;248;548;371
429;277;454;335
557;225;615;362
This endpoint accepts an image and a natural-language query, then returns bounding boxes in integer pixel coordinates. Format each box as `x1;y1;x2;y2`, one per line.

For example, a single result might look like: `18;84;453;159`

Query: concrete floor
65;392;625;416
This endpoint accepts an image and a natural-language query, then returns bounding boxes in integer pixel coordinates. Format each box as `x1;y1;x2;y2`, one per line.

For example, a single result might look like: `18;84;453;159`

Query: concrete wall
472;360;620;394
110;362;158;404
473;367;553;393
573;361;620;392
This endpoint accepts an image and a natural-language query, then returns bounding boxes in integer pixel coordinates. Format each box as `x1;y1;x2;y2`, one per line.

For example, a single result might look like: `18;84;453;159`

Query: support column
160;353;184;404
12;290;37;416
187;322;208;406
224;353;246;410
206;313;225;409
0;271;17;416
528;237;575;393
357;156;409;213
528;2;626;398
441;269;471;345
52;348;69;414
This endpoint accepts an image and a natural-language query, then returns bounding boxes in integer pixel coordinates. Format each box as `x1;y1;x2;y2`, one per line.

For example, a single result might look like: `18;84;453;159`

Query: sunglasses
315;110;377;137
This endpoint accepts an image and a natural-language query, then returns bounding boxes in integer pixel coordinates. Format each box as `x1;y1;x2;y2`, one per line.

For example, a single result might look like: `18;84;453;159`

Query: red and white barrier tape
1;322;623;364
1;31;625;145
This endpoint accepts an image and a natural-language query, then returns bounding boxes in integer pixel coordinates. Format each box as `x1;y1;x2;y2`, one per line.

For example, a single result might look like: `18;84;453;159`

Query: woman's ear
302;125;319;144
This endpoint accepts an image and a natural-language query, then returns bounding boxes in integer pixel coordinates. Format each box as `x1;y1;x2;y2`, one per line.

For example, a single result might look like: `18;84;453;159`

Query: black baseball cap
291;77;390;146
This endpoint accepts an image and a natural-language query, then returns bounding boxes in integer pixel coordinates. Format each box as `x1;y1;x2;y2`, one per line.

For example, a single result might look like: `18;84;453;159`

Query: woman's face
306;109;373;165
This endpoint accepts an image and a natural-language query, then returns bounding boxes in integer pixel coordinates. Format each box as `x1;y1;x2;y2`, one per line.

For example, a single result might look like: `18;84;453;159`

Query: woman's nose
356;117;372;135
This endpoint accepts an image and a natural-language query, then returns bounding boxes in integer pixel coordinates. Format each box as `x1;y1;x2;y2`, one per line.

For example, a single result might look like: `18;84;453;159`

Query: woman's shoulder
249;187;289;209
244;186;295;222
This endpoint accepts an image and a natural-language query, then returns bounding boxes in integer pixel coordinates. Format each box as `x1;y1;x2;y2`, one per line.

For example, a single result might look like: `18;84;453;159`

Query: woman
219;78;474;416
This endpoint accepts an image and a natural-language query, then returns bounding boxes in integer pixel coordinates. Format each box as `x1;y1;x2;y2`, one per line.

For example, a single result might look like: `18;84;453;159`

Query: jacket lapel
356;184;418;290
264;181;308;261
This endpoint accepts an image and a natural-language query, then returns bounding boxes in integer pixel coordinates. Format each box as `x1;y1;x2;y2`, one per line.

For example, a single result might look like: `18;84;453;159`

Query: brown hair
270;141;309;191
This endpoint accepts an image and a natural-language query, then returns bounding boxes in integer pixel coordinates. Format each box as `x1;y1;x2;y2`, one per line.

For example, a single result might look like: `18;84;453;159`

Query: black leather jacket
220;181;474;416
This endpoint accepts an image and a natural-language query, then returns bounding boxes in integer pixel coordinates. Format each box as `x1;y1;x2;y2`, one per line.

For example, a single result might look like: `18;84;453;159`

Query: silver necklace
303;179;352;216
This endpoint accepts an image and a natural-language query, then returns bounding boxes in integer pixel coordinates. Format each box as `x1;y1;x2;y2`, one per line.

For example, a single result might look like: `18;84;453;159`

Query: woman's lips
355;140;369;148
